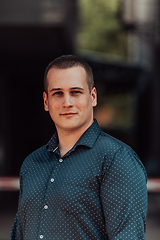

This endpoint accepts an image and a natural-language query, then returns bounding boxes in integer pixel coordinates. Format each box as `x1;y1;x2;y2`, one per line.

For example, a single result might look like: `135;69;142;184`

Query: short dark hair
44;55;94;94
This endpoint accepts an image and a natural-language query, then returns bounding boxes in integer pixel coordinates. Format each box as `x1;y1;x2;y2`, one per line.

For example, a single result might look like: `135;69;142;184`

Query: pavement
0;191;160;240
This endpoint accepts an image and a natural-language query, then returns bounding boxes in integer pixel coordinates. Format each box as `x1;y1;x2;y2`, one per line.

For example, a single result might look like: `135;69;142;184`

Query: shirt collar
46;131;59;152
46;119;101;152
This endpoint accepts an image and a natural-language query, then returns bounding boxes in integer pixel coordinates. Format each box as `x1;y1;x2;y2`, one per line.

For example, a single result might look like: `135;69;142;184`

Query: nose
62;93;73;108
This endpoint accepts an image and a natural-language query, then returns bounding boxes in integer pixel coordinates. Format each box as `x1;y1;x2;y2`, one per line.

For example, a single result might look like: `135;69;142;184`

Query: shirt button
40;235;43;239
51;178;54;182
59;159;63;162
44;205;48;209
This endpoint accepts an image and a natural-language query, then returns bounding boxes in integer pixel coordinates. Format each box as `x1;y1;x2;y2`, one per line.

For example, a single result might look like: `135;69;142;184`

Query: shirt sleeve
10;182;23;240
10;157;31;240
100;146;147;240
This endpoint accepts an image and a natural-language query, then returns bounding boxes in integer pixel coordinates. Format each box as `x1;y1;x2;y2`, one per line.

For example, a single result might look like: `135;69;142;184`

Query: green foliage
76;0;128;56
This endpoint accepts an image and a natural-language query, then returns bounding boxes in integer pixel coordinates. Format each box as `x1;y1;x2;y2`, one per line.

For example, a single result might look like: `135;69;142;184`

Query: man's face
43;66;97;134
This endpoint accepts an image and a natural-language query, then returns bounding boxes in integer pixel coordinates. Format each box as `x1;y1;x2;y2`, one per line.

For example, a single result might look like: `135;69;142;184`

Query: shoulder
97;130;137;156
95;130;147;179
95;129;131;157
20;145;49;177
101;130;129;147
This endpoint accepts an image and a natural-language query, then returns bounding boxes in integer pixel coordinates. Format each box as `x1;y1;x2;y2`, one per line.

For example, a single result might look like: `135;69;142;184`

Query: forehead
47;66;88;88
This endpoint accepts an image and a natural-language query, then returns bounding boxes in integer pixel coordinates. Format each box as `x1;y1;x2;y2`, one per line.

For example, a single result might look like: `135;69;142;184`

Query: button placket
38;157;61;240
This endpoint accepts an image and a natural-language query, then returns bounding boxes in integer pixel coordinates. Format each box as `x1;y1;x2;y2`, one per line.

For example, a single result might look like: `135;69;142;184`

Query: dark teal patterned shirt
11;120;147;240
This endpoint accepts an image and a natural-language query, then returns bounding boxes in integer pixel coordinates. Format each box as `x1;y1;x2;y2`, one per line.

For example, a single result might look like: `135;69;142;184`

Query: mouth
60;112;77;116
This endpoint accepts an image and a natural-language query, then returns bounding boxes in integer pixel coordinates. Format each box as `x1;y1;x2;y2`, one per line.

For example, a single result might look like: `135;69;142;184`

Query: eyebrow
50;88;62;93
50;87;84;93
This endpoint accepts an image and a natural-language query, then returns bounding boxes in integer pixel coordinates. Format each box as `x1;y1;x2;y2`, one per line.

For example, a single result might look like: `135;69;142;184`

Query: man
11;55;147;240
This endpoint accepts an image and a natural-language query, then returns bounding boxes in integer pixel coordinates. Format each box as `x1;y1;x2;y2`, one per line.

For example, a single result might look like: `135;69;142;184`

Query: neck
57;122;93;157
58;132;80;157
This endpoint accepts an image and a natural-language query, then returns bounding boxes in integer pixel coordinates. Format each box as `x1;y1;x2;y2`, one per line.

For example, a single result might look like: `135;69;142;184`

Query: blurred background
0;0;160;239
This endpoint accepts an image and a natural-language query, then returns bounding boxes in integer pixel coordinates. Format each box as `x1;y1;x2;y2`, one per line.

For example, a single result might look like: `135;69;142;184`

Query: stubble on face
43;66;97;135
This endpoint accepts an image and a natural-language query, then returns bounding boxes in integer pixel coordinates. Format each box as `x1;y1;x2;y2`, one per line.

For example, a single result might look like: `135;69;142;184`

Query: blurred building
0;1;160;239
0;0;160;177
0;0;78;175
120;0;160;176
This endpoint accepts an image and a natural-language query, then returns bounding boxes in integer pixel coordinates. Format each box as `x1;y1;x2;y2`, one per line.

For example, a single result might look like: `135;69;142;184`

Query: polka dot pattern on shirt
11;119;147;240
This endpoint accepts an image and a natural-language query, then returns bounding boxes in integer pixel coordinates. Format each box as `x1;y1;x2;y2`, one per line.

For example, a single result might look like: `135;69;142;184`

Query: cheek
48;99;60;110
76;98;92;111
75;99;86;110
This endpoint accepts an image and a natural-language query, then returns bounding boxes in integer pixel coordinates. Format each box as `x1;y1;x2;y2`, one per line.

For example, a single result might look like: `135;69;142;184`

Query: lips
60;112;77;116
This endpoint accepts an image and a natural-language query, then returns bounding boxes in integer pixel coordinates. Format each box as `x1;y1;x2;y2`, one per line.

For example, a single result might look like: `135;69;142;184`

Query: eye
71;90;82;95
53;91;63;96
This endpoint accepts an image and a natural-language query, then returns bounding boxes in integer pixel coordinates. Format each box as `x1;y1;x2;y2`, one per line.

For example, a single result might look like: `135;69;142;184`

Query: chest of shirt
21;147;105;215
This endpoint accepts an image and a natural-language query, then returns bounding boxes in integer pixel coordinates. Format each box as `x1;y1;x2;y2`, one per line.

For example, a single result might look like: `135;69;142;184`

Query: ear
91;87;97;107
43;92;49;111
